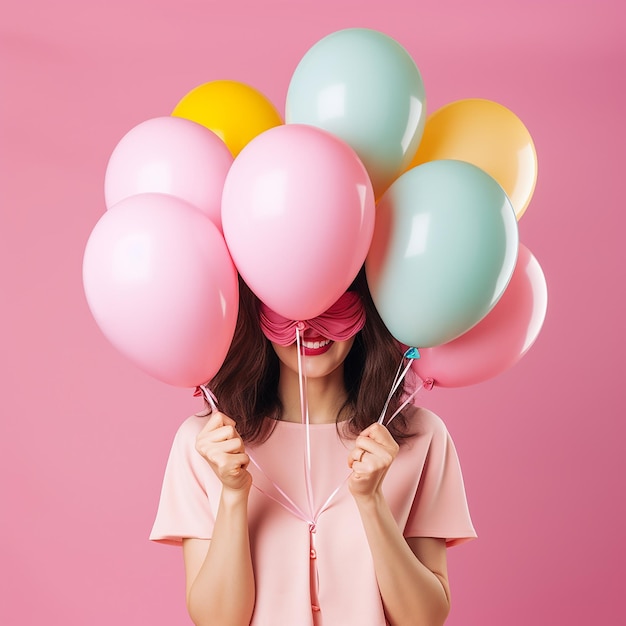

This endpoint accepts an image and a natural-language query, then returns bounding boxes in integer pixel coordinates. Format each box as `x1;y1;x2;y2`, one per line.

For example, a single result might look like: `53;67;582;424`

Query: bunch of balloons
83;27;547;392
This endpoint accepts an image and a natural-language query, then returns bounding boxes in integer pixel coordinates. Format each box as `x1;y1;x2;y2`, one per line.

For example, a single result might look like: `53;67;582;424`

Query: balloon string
314;472;350;518
246;453;313;523
377;359;411;424
384;380;425;427
247;452;349;526
196;346;349;531
296;324;316;520
377;348;423;425
198;384;218;412
376;360;404;425
196;384;317;524
248;324;347;525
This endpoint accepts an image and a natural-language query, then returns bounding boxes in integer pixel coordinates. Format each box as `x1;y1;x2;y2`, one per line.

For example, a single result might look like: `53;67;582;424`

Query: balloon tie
195;384;218;413
423;378;435;391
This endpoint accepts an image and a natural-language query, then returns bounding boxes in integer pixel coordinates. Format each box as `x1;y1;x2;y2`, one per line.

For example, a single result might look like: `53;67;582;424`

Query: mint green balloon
286;28;426;197
365;160;519;348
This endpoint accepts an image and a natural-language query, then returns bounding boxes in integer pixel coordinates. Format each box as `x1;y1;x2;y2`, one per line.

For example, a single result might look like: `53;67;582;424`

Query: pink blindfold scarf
259;291;366;346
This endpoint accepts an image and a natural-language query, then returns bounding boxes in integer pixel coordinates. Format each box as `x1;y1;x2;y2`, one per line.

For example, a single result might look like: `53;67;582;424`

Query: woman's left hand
348;422;399;499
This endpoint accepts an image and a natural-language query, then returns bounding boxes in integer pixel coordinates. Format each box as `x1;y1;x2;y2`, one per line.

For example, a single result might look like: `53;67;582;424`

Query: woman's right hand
195;411;252;493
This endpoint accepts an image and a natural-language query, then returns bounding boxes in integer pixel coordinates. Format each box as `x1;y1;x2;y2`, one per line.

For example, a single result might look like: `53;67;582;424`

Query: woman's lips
300;337;333;356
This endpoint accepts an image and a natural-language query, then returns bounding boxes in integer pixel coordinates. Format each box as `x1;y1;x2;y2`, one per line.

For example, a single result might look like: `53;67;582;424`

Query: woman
151;271;476;626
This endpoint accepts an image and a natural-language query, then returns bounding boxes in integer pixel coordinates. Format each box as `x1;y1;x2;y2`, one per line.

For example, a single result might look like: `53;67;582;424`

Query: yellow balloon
408;99;537;219
172;80;283;157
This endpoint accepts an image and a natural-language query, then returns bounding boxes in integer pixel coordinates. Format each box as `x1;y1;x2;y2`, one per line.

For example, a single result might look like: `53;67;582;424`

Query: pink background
1;1;624;624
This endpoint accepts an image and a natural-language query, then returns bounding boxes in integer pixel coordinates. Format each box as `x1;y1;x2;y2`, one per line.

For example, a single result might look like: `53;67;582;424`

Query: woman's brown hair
208;268;411;443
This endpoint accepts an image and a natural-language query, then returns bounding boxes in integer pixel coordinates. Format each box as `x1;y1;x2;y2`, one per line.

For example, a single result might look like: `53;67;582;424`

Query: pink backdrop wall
1;1;624;624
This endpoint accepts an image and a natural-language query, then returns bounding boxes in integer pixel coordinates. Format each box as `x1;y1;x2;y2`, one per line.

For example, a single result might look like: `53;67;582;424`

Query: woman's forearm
187;488;255;626
355;492;450;626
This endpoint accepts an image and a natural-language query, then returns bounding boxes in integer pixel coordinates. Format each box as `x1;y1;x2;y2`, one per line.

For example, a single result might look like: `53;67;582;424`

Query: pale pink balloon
222;124;375;320
412;243;548;388
83;193;238;387
104;116;233;231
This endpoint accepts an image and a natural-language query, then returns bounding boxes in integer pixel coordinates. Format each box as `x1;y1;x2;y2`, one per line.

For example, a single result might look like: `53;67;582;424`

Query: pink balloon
104;116;233;231
222;124;375;320
412;243;548;388
83;193;238;387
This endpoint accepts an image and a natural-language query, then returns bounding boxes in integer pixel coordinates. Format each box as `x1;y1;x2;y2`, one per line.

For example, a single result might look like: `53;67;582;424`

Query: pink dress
150;407;476;625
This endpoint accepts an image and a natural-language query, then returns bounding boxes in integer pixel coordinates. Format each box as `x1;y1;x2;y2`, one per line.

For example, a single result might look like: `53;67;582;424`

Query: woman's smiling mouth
300;337;333;355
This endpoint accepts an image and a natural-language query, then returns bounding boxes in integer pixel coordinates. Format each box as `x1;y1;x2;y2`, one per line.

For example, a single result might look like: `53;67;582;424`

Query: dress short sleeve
150;415;216;545
404;410;477;547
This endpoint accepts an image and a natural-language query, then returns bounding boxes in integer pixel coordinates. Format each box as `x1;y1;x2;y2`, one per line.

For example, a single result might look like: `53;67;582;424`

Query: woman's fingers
211;452;250;476
348;446;366;469
360;422;399;449
197;435;243;458
348;423;400;497
197;413;243;446
195;411;251;490
202;410;237;432
201;424;241;446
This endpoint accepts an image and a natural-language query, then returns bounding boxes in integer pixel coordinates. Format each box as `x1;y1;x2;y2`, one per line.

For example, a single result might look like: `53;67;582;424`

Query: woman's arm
183;412;255;626
354;496;450;626
349;423;451;626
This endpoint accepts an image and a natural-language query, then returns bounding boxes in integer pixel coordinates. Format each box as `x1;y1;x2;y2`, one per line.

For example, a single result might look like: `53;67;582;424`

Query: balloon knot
193;386;202;397
423;378;435;391
404;347;420;359
296;321;306;331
